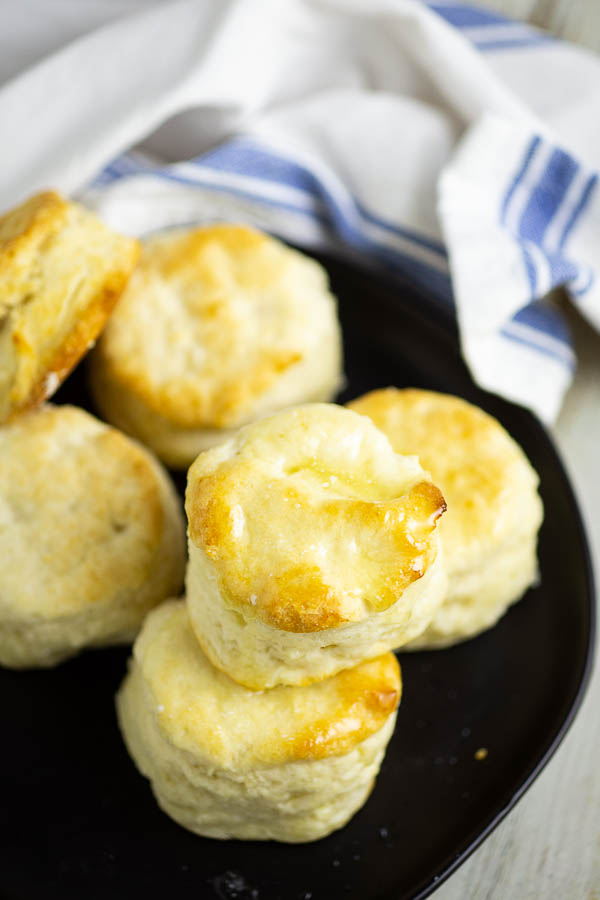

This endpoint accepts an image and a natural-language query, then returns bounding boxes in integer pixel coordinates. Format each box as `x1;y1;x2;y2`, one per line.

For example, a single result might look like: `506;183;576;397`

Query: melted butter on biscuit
137;600;401;768
186;404;446;633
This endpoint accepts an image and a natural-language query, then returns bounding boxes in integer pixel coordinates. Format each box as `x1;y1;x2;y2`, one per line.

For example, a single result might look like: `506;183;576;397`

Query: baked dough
0;191;139;423
348;388;543;647
185;403;447;688
89;224;343;467
0;405;186;667
117;599;401;842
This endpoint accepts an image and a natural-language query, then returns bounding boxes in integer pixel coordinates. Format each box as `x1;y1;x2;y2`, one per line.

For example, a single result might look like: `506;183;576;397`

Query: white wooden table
479;0;600;54
436;4;600;897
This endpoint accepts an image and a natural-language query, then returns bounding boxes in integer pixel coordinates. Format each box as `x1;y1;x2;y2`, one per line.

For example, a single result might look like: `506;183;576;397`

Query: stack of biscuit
110;224;542;844
0;190;544;844
117;402;449;842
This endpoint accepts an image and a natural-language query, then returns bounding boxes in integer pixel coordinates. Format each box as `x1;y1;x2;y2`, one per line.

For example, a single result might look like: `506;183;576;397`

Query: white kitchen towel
1;0;600;423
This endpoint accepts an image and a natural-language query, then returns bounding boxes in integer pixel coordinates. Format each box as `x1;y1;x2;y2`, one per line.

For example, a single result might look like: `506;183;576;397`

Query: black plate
0;254;595;900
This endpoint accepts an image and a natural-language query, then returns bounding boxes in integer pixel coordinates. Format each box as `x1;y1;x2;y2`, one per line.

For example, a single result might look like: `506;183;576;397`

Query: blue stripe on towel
353;200;447;257
196;140;447;258
500;136;596;310
90;160;126;186
102;145;451;282
501;136;541;225
427;4;510;27
546;252;580;285
502;298;575;366
516;233;591;315
471;35;550;51
500;323;575;367
570;265;595;296
512;299;571;343
91;148;453;303
427;3;551;51
558;172;598;250
521;244;537;299
124;163;333;221
518;148;579;243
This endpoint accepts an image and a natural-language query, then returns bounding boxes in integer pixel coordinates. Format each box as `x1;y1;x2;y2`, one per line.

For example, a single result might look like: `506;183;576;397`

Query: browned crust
188;623;401;758
291;653;401;760
151;603;400;763
0;190;140;424
98;327;304;430
6;267;138;423
92;223;324;429
348;387;539;561
258;566;351;632
0;191;68;285
258;481;446;631
348;387;512;463
187;464;446;633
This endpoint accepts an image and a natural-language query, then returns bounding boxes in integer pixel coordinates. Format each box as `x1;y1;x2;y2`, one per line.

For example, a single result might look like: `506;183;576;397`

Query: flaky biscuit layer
117;600;400;842
185;404;447;686
0;191;139;423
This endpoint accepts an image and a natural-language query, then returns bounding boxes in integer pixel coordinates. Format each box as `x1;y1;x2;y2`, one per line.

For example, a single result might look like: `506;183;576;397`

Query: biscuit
185;403;447;688
117;600;401;842
89;224;343;467
348;388;543;647
0;191;139;423
0;405;186;668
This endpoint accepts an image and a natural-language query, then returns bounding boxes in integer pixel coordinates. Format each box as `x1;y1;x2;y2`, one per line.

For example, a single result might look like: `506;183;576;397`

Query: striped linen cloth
1;0;599;423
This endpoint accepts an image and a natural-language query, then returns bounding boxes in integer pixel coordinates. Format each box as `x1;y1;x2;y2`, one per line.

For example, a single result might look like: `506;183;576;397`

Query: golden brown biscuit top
0;191;67;294
0;190;140;422
186;404;446;632
0;190;137;313
135;600;401;769
94;224;339;429
0;405;169;616
348;388;542;571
